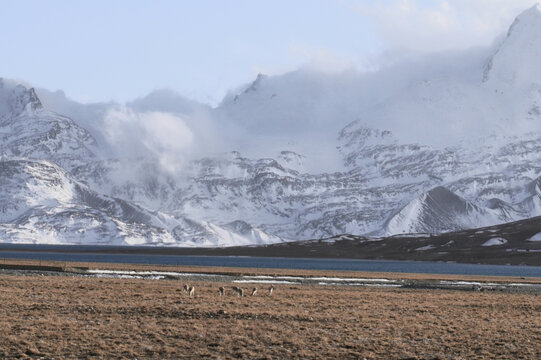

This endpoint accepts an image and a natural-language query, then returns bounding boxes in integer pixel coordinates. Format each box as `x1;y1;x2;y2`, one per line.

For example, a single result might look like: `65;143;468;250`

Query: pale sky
0;0;537;104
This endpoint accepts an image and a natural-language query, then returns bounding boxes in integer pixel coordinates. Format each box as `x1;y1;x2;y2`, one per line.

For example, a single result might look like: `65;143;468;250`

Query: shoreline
1;249;540;279
1;238;540;266
1;259;540;294
1;257;540;280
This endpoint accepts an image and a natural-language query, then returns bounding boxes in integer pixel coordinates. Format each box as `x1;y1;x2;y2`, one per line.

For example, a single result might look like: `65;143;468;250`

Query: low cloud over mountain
3;5;541;245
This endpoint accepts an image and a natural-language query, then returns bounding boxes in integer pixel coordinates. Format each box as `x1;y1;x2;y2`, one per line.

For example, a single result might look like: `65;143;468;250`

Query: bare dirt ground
0;262;540;359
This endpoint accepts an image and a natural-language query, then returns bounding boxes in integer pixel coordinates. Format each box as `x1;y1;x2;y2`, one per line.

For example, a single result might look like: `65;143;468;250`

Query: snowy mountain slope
33;88;115;158
483;4;541;87
188;4;541;236
70;149;434;238
0;159;283;246
4;5;541;245
0;79;97;170
385;186;506;234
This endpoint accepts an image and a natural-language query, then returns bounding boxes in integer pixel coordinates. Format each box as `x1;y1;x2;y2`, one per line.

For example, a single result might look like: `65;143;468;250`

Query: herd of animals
182;284;274;297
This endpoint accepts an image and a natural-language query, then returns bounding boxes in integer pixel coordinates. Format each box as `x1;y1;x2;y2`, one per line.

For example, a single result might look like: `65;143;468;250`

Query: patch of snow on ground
527;232;541;242
245;275;305;280
317;282;402;287
440;281;499;286
90;274;143;279
86;269;221;277
232;280;296;284
391;233;432;238
310;277;396;282
415;244;436;251
481;237;508;246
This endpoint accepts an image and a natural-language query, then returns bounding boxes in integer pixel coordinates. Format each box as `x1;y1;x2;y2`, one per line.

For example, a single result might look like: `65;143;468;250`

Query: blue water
0;244;539;277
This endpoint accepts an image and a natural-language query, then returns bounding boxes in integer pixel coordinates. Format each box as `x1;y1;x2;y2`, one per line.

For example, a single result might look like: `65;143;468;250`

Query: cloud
27;1;541;176
354;0;537;52
36;84;226;175
252;1;537;80
103;108;195;174
287;44;367;73
127;89;210;114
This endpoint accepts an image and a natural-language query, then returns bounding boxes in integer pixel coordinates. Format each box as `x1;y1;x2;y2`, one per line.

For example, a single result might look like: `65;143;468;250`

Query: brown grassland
0;262;539;359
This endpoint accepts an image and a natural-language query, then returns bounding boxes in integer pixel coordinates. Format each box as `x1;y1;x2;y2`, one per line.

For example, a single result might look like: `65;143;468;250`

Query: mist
25;2;541;177
30;43;510;175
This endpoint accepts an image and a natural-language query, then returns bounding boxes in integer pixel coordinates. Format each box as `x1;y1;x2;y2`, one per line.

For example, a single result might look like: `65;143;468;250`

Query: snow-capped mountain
0;79;97;170
384;186;507;235
3;5;541;246
0;158;282;246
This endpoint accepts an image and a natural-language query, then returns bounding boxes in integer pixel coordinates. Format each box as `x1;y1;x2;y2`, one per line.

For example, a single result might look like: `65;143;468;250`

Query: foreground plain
0;263;539;359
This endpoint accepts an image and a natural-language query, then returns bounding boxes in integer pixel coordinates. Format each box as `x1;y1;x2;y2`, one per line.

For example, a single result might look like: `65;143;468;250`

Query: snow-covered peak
483;4;541;87
277;150;305;171
240;73;268;95
0;79;98;169
0;79;42;117
384;186;504;235
510;4;541;35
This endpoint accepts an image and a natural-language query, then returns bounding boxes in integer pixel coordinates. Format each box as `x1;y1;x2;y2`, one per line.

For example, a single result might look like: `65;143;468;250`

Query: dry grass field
0;265;540;359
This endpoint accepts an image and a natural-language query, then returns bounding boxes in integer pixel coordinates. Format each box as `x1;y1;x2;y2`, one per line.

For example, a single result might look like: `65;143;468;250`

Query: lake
0;244;540;277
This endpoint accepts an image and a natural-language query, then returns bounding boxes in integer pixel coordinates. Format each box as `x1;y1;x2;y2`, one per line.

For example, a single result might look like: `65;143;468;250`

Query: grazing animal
188;286;195;297
183;284;189;293
219;286;225;296
251;287;258;296
268;285;274;296
232;286;244;297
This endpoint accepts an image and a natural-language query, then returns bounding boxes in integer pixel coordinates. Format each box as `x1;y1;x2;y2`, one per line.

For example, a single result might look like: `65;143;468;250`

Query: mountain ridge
3;6;541;245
